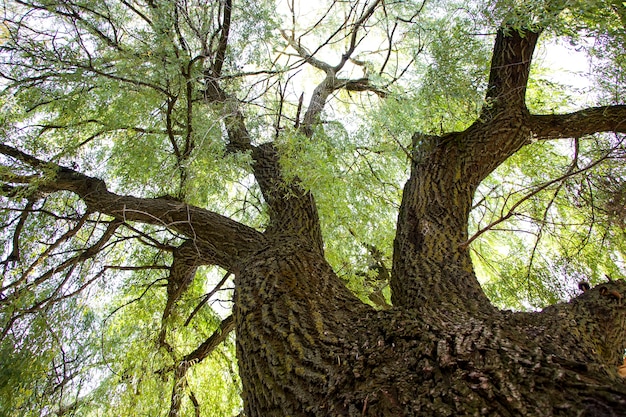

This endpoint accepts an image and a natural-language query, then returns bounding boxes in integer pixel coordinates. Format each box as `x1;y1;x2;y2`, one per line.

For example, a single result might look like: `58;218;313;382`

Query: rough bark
233;238;626;416
390;28;541;313
0;143;266;270
234;238;371;416
529;106;626;140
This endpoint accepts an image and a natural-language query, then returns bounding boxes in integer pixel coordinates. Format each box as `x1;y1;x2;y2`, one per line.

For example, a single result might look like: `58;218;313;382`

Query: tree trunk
234;236;370;416
234;234;626;416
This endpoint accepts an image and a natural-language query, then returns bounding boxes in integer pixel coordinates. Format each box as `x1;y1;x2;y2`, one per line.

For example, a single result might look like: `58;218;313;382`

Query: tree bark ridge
235;239;372;416
236;245;626;416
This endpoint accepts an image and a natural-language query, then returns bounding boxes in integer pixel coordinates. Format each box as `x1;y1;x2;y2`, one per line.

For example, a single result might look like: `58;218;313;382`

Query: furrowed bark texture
390;28;540;313
234;239;371;416
234;240;626;416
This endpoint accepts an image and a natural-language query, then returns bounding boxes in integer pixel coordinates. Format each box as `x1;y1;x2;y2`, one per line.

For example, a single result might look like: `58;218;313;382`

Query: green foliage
0;298;98;417
413;12;492;132
473;136;626;310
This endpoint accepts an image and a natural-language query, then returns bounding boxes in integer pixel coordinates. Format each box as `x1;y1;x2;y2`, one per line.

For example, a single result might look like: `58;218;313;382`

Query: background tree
1;0;626;416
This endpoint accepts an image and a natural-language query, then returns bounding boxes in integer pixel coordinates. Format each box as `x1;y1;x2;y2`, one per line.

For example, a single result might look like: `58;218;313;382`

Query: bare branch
167;314;235;417
461;146;619;249
119;0;152;25
184;270;231;326
300;75;335;137
1;218;119;301
279;29;333;72
1;198;35;264
280;1;387;137
333;0;383;72
1;212;91;293
294;92;304;129
341;77;387;97
183;314;235;364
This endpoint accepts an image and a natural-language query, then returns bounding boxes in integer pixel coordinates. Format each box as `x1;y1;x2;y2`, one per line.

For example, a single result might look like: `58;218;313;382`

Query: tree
1;0;626;415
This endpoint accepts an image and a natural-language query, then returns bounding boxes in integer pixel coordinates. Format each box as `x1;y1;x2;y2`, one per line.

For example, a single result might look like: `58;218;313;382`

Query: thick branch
341;77;387;97
250;143;324;252
280;1;386;137
394;26;625;314
509;280;626;372
483;27;540;116
0;143;264;271
202;75;324;250
298;74;386;137
529;105;626;140
161;239;205;322
300;75;336;137
211;0;232;78
393;28;625;313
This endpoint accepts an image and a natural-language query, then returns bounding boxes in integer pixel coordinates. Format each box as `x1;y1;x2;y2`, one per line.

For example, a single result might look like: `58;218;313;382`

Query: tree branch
341;77;387;97
183;314;235;364
184;270;231;326
333;0;383;73
1;212;91;294
483;26;541;116
167;314;235;417
460;147;616;249
2;198;35;264
201;70;324;251
161;239;205;323
211;0;232;78
280;0;386;137
0;143;265;271
279;29;333;73
529;105;626;140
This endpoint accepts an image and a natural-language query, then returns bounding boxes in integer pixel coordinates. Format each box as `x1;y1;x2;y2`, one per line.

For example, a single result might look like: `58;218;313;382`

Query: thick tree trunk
234;236;626;416
391;131;495;314
234;237;371;416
